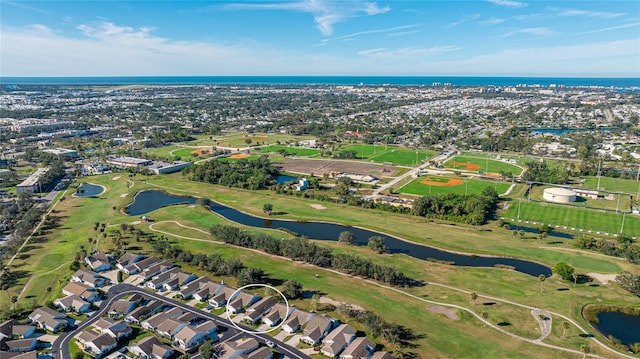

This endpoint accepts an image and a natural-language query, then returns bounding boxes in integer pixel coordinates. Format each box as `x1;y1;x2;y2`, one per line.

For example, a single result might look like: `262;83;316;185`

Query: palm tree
580;344;590;359
562;321;570;339
573;272;579;287
539;274;546;293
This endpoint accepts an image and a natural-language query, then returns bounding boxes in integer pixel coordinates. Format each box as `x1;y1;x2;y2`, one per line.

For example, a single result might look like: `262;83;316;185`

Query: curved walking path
144;220;633;359
16;261;73;302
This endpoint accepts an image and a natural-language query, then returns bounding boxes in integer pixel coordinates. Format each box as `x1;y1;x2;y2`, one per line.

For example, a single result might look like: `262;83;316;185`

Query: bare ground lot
278;158;402;177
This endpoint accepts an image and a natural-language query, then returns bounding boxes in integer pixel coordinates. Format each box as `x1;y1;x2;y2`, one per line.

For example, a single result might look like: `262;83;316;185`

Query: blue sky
1;0;639;77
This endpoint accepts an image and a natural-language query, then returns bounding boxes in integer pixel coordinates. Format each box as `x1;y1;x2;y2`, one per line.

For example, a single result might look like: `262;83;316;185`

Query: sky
1;0;639;77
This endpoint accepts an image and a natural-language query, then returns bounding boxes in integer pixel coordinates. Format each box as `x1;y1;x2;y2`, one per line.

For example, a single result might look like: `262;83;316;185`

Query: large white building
543;187;577;203
16;168;50;194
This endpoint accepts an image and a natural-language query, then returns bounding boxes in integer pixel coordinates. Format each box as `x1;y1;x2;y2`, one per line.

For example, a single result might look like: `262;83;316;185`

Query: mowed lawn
400;176;511;196
370;148;435;166
142;145;183;159
339;144;434;166
582;175;640;195
503;200;640;236
446;156;523;176
259;145;321;157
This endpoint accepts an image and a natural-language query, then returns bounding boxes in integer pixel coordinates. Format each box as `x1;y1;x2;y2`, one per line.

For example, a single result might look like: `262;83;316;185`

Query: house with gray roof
54;295;91;313
129;336;174;359
28;307;68;333
339;337;375;359
321;324;357;358
300;315;336;346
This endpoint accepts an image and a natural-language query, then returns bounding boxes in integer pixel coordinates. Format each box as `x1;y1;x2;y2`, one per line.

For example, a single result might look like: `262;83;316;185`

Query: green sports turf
446;156;523;175
399;176;511;196
259;145;321;157
369;148;435;166
582;176;640;195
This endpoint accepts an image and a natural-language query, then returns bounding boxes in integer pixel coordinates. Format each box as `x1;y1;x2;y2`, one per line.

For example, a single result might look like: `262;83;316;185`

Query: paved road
52;284;309;359
531;309;552;342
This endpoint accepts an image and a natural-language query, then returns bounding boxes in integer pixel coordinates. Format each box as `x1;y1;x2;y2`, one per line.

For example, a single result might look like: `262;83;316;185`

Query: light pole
596;160;602;190
620;212;626;234
616;192;620;214
518;199;521;220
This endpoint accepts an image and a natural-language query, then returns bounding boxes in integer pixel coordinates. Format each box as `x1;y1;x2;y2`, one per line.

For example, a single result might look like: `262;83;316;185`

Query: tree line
209;225;412;286
411;187;500;226
574;236;640;264
183;155;279;190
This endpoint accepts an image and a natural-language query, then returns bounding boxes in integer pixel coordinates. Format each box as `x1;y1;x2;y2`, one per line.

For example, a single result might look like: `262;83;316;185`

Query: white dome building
543;187;577;203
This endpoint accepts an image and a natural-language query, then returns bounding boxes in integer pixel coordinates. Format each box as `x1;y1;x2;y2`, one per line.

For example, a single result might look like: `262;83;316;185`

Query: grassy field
529;185;632;212
259;145;321;157
4;173;639;358
582;176;640;195
218;155;260;162
141;145;184;160
190;132;315;148
370;148;435;166
446;156;524;176
400;176;512;196
339;144;434;166
502;200;640;236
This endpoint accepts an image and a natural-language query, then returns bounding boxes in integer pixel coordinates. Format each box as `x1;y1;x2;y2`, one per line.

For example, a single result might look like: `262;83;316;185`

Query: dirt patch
191;149;211;156
427;305;459;320
228;153;250;159
319;297;364;311
111;176;121;180
120;193;128;198
587;272;617;284
420;176;464;187
279;158;401;177
130;221;142;225
310;204;327;210
447;161;480;171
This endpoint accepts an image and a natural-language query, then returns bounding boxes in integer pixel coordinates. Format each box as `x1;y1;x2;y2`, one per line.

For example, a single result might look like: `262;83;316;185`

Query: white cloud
582;22;640;34
358;46;461;60
486;0;528;9
322;24;421;43
225;0;390;35
480;17;506;25
447;14;481;28
548;7;625;19
502;27;554;37
426;38;640;76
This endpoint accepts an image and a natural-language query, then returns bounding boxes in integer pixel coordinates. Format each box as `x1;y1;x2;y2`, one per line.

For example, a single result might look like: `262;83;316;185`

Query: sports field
446;156;523;176
259;145;321;157
219;154;260;162
582;176;640;195
400;176;511;196
503;200;640;236
340;144;434;166
529;185;631;212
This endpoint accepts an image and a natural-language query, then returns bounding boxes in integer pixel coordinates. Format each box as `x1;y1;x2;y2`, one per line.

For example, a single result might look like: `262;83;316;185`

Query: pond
125;190;552;277
277;175;298;184
508;225;573;239
73;183;105;197
593;311;640;346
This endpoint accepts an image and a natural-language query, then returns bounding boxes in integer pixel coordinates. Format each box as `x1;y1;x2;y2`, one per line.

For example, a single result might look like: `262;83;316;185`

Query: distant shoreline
1;75;638;88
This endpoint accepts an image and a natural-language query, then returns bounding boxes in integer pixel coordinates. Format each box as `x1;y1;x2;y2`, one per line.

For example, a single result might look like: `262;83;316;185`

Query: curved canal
126;190;552;277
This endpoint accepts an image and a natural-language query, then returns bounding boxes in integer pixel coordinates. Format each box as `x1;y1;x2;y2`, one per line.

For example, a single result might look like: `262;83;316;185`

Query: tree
573;272;579;287
74;352;85;359
470;292;478;304
580;344;590;359
338;231;355;245
263;203;273;216
367;236;387;254
539;274;546;293
616;271;640;297
311;292;320;311
282;279;303;299
236;267;265;286
552;262;575;281
538;231;548;244
196;197;210;207
562;321;570;339
10;296;18;304
199;340;215;359
117;271;123;283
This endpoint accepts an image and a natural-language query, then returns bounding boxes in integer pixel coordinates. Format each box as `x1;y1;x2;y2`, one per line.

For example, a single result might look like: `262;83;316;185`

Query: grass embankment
5;173;639;358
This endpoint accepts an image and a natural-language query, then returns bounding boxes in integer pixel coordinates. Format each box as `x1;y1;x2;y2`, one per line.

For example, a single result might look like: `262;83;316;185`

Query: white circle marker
225;283;290;335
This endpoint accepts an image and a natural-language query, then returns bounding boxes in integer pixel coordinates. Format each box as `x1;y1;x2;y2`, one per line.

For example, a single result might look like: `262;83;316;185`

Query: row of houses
0;320;38;355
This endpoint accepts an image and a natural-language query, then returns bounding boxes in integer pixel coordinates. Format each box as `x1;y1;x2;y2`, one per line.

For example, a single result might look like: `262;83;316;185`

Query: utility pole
616;192;620;214
596;160;602;190
620;212;626;234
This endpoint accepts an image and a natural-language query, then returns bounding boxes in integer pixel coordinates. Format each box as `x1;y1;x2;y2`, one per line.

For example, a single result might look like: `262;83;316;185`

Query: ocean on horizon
1;76;639;88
